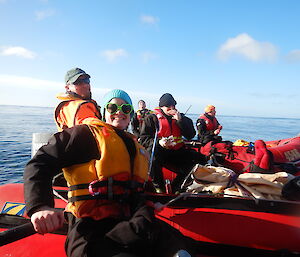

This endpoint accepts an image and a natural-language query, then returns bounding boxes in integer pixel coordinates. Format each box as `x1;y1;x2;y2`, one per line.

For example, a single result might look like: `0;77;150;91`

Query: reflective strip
173;136;184;144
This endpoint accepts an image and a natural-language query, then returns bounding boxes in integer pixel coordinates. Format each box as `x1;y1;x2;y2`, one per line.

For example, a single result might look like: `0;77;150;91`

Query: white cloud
35;9;55;20
0;46;36;59
0;75;63;107
101;49;128;62
285;49;300;63
141;51;158;63
217;33;278;62
140;15;159;25
0;74;62;90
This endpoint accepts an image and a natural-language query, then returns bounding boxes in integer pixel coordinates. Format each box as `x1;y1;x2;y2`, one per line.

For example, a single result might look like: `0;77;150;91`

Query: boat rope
180;164;199;190
160;192;191;208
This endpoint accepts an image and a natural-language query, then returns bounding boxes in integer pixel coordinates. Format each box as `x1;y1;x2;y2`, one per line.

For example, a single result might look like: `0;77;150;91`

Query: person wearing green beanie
101;89;134;123
24;87;193;257
101;89;134;121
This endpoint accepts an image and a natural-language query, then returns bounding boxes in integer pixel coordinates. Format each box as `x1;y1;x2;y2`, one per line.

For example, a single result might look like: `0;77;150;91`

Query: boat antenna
184;105;192;115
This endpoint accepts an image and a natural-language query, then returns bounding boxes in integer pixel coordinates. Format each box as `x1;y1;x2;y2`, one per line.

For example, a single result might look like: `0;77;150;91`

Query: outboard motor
31;133;53;157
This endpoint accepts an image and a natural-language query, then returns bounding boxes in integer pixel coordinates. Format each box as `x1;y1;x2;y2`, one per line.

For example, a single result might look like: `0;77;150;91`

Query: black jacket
131;109;152;137
139;111;195;153
24;125;100;216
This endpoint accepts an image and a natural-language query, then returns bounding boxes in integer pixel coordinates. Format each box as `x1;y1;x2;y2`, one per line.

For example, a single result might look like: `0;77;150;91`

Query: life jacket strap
108;177;113;200
68;193;128;203
68;179;145;203
69;180;144;191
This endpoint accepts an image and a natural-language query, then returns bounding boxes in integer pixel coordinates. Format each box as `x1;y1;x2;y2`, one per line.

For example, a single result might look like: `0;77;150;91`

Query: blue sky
0;0;299;118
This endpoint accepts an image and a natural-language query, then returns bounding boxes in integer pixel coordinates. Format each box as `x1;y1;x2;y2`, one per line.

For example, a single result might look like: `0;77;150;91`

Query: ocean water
0;105;299;185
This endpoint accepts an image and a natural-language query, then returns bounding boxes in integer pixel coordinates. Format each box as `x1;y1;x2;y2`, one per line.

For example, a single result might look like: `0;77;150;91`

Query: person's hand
159;138;168;148
214;129;220;135
30;206;64;235
159;136;175;148
168;109;181;121
214;125;222;135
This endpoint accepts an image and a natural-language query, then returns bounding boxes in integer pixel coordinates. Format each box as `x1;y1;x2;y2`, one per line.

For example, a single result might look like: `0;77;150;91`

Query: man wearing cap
54;67;101;131
139;93;207;193
196;105;222;145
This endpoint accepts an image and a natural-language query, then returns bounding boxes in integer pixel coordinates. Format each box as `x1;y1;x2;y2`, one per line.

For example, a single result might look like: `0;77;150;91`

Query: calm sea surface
0;105;299;185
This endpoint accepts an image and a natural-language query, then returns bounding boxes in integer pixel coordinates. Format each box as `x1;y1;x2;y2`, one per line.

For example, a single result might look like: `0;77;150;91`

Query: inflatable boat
1;135;300;256
1;183;300;257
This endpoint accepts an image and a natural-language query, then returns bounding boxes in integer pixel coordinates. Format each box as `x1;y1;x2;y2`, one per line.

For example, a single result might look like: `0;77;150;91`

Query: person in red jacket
54;67;101;131
196;105;222;145
139;93;206;193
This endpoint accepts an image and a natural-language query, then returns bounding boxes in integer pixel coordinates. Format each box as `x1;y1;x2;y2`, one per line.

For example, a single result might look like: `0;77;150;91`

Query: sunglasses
74;77;90;85
105;103;133;115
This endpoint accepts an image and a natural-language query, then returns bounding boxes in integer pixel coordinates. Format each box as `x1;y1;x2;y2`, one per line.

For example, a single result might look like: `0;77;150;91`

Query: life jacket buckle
88;180;106;196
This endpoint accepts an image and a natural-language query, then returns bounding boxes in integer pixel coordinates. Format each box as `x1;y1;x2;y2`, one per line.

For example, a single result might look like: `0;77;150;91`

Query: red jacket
154;108;184;150
199;114;220;132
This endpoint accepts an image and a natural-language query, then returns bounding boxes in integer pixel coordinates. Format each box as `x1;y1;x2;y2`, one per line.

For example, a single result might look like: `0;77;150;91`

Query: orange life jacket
54;93;101;131
63;119;149;220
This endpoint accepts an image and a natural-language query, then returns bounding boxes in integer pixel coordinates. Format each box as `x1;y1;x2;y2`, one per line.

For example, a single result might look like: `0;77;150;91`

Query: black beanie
159;93;177;107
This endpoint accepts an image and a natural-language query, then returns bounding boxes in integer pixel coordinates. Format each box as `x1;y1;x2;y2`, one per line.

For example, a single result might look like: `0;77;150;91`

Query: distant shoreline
1;104;299;120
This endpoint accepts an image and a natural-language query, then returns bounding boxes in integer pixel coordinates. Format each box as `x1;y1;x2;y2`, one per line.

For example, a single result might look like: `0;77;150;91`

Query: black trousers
151;146;207;191
65;205;194;257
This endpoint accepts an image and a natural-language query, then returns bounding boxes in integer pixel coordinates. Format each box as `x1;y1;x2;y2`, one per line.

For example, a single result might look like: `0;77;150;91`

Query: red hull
0;184;67;257
0;231;66;257
156;204;300;252
1;183;300;256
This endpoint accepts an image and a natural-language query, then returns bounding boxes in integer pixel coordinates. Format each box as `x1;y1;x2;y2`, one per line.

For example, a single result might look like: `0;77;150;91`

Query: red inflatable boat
1;183;300;257
1;135;300;256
